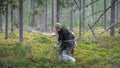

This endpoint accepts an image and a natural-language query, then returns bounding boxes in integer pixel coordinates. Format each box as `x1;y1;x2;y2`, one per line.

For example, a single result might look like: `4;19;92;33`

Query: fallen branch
85;18;120;41
85;0;117;38
108;53;120;61
88;24;95;36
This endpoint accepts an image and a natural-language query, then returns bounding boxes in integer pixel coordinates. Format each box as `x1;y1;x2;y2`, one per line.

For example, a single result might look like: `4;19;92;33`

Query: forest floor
0;28;120;68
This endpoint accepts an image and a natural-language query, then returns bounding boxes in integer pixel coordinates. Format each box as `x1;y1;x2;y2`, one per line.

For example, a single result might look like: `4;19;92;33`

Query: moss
0;28;120;67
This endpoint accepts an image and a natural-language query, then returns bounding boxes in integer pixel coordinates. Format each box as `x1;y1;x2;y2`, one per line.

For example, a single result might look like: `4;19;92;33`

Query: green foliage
61;21;69;29
0;29;120;67
13;42;31;57
8;32;18;39
60;0;75;8
33;36;53;44
73;20;79;27
0;0;6;15
60;0;69;8
0;46;11;57
115;23;120;28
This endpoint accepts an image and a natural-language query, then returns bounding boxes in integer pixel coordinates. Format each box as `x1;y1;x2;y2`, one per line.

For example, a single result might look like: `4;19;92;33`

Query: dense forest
0;0;120;68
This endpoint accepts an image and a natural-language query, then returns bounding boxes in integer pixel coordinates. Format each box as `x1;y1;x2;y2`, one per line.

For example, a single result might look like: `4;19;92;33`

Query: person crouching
55;23;70;54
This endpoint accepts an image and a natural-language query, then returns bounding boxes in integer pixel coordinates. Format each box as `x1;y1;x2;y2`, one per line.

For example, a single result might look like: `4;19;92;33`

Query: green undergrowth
0;29;120;68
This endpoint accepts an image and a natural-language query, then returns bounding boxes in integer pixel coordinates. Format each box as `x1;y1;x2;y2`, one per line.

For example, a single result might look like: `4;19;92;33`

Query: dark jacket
58;28;70;51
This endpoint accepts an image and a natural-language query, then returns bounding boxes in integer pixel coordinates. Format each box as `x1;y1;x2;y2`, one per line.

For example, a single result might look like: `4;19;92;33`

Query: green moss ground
0;29;120;68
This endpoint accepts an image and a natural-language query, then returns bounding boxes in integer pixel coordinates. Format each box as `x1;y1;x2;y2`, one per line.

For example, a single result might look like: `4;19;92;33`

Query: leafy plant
33;36;53;44
13;42;31;57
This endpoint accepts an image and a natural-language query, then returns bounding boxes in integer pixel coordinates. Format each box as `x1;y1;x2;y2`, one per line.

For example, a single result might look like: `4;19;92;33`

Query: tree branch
89;0;117;29
86;18;120;41
73;0;79;10
73;0;99;12
108;53;120;62
81;10;104;21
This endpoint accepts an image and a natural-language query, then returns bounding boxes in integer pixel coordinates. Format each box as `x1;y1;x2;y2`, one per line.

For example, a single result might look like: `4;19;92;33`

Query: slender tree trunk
56;0;60;23
104;0;106;30
39;14;44;32
90;0;117;29
82;0;85;30
45;0;47;32
86;18;120;40
31;0;35;27
70;7;73;32
11;0;13;32
19;0;23;42
39;14;42;31
5;0;8;39
79;0;82;38
11;10;13;32
0;10;2;32
52;0;54;31
116;0;118;22
31;0;33;26
91;0;95;30
110;0;116;36
41;14;44;32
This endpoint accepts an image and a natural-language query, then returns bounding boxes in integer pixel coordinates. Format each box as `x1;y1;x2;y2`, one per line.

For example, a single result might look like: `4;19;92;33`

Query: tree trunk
91;0;95;30
19;0;23;42
90;0;117;29
52;0;54;31
45;0;47;32
39;14;43;31
104;0;106;30
74;0;99;12
70;7;73;32
31;0;35;27
110;0;116;36
87;18;120;41
115;0;118;22
5;0;8;39
56;0;60;23
39;14;43;32
79;0;82;38
82;0;85;30
11;0;13;32
0;10;2;32
41;14;44;32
